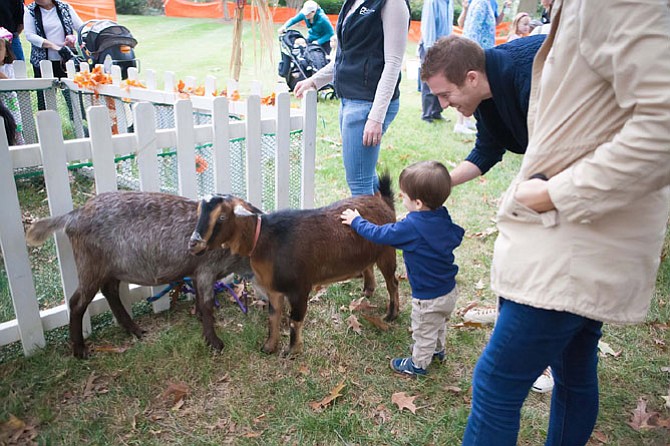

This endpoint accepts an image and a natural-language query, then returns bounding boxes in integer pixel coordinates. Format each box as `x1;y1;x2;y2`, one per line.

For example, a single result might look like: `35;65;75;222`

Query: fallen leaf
349;297;377;312
597;341;621;357
474;279;485;290
661;366;670;373
361;314;390;331
162;382;190;406
310;287;328;302
444;386;462;394
347;314;362;334
297;365;310;376
309;381;345;411
591;430;608;443
392;392;418;414
242;431;262;438
82;372;110;398
3;414;25;431
662;389;670;409
91;344;130;354
628;398;657;431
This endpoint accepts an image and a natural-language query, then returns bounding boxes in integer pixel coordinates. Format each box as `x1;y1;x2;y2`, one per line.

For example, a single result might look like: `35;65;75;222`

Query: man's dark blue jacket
466;34;546;175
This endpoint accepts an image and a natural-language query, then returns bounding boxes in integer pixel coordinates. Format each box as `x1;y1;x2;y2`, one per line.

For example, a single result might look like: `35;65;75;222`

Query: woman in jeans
294;0;409;197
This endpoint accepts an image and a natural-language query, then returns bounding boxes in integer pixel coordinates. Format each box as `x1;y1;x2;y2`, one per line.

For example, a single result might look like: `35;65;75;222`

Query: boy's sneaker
390;357;427;377
531;367;554;393
463;307;497;325
454;123;476;135
409;343;445;363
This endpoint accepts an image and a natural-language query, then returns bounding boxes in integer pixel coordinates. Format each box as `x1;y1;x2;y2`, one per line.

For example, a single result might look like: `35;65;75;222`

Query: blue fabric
420;0;453;50
466;34;545;175
339;98;399;195
11;34;24;61
462;298;602;446
350;207;464;299
283;8;334;45
333;0;408;101
462;0;496;49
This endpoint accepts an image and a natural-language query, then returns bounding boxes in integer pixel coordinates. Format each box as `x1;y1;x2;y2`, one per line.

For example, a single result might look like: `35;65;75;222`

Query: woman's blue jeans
462;298;603;446
339;98;399;196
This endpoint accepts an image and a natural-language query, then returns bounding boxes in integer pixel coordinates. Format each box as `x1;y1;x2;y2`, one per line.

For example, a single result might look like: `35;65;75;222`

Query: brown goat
25;191;258;358
188;175;399;356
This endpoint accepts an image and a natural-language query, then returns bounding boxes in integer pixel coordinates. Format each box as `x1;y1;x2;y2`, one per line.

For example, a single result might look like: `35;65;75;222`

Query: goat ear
234;204;254;217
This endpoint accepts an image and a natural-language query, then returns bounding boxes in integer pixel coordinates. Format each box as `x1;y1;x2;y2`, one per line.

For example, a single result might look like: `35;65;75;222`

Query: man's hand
293;79;316;98
514;178;555;213
340;208;361;225
278;27;286;34
363;119;383;146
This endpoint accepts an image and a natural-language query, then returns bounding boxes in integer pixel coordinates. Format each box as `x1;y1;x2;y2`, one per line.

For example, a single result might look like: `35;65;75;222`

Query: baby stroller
278;30;334;97
77;20;139;80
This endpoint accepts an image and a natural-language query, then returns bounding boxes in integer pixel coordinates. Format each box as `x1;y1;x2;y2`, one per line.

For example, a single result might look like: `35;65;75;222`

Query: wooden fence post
275;91;291;209
175;100;198;199
212;96;232;194
245;94;262;208
300;89;317;209
0;120;45;354
37;110;92;338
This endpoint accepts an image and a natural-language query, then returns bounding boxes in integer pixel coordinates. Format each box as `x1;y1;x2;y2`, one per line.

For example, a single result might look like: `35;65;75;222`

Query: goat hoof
72;345;90;359
208;338;224;352
363;289;374;298
131;327;146;338
383;312;398;322
261;342;278;355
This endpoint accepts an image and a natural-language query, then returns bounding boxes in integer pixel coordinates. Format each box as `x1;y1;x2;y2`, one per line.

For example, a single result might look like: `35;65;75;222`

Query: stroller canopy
80;20;138;56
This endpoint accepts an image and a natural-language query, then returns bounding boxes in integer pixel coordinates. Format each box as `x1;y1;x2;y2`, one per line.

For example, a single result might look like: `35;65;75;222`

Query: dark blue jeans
462;298;603;446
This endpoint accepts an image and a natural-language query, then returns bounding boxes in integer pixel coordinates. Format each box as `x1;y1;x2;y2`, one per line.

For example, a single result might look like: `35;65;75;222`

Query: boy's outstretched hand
340;208;361;226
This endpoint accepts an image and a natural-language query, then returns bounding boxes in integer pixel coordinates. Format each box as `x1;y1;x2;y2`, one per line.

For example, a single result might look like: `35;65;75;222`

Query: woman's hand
514;178;555;213
340;208;361;225
363;119;383;146
64;34;76;47
293;79;316;98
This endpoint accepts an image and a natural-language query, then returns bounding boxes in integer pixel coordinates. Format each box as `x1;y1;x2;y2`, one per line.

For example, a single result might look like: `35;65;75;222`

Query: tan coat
491;0;670;324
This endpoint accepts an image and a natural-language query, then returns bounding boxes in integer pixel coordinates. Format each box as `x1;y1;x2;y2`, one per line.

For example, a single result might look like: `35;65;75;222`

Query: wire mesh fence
9;85;305;210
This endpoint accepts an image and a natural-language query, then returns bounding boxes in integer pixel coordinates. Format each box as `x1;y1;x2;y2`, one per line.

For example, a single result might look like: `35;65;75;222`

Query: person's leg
340;98;398;196
320;40;331;56
421;81;443;121
410;298;441;370
462;298;602;446
546;320;602;446
32;64;46;111
52;61;75;122
11;34;24;61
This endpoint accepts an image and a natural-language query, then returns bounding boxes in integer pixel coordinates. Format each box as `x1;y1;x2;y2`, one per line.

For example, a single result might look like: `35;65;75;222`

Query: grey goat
26;191;258;359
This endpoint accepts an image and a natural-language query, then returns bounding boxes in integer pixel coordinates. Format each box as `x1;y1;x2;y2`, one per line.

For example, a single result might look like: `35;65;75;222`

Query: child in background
0;27;24;145
507;12;531;42
340;161;465;376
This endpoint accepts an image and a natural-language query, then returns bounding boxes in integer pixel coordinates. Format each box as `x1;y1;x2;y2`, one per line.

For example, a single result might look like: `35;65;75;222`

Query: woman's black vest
27;1;74;67
333;0;409;102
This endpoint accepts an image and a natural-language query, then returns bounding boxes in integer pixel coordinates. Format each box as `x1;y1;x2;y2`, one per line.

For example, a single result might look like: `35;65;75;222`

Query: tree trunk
231;1;245;81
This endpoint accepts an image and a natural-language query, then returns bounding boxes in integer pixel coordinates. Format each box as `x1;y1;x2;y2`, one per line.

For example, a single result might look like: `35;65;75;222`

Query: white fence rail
0;62;318;356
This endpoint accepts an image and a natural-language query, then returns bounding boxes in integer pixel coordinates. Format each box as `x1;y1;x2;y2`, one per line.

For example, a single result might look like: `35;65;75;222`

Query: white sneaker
454;123;476;135
532;367;554;393
463;307;497;325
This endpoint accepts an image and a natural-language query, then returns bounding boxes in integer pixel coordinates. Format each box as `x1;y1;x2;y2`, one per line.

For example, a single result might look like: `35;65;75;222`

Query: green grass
1;14;669;446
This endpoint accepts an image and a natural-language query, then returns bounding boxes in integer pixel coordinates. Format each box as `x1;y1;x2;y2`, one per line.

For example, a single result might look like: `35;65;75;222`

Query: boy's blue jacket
283;8;334;45
351;207;464;299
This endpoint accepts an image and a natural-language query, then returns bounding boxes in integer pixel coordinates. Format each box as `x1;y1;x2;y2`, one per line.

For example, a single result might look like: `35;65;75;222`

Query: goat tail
377;170;395;212
25;214;69;246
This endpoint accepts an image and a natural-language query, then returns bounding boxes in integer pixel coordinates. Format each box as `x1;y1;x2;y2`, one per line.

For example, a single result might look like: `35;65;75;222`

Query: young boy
340;161;465;376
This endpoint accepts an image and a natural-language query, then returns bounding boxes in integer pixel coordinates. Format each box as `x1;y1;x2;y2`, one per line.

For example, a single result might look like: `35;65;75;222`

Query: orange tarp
25;0;117;22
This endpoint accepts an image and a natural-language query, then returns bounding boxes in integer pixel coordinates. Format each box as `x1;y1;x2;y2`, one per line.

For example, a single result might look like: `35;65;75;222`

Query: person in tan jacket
462;0;670;445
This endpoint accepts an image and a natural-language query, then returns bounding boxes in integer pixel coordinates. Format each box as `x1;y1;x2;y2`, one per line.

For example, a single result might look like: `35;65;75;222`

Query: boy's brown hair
421;35;485;86
399;160;452;210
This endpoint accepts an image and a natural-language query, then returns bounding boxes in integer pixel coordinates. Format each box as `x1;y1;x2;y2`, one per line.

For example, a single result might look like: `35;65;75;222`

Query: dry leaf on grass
161;381;190;408
590;430;608;444
444;386;462;394
310;286;328;302
83;372;110;398
597;341;621;357
628;398;658;430
361;314;390;331
347;314;362;334
309;381;345;411
349;297;377;312
0;414;38;445
91;344;130;354
392;392;418;414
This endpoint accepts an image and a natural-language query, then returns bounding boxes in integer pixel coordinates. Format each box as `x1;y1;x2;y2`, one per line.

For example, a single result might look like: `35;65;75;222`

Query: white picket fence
0;59;318;356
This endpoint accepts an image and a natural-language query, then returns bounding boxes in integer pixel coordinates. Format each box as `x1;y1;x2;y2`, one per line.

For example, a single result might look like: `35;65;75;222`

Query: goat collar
249;215;262;256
